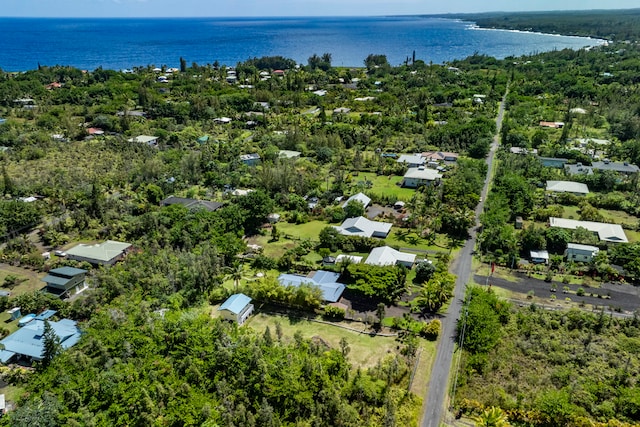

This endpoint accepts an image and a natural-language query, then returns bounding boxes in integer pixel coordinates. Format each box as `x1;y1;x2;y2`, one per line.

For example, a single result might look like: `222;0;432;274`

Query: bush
576;287;585;296
324;305;346;320
421;319;440;340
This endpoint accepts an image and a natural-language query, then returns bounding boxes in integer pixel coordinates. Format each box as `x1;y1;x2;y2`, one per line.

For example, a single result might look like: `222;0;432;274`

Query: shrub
421;319;441;340
576;287;585;297
324;305;346;320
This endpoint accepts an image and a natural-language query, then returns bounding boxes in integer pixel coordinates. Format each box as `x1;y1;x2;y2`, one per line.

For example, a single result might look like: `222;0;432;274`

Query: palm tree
224;262;247;293
471;406;510;427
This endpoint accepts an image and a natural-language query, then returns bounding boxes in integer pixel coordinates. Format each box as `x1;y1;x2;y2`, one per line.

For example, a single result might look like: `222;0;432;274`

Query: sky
1;0;639;18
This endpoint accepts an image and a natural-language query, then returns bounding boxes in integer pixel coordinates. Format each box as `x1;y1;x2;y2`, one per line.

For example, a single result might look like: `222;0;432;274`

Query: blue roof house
278;270;346;303
218;293;254;325
0;314;82;364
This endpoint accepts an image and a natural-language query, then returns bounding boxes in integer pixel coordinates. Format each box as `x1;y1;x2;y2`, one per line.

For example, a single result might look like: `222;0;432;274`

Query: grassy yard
276;220;327;241
246;312;402;369
349;172;416;202
0;265;45;297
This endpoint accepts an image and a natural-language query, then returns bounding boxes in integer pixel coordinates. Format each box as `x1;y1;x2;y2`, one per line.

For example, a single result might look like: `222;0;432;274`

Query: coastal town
0;10;639;427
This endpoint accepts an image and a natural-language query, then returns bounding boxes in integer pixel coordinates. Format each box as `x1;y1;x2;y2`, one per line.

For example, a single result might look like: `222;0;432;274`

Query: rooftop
546;180;590;194
219;293;252;315
162;196;224;212
278;271;345;302
66;240;132;263
397;154;426;166
404;167;443;181
342;192;371;209
365;246;416;266
549;217;628;243
335;216;392;238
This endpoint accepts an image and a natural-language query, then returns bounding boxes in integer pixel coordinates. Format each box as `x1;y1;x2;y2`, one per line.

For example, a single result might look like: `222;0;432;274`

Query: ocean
0;16;600;71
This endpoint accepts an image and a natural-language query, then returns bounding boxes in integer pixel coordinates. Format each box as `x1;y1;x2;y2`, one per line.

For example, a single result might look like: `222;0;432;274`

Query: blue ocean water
0;16;600;71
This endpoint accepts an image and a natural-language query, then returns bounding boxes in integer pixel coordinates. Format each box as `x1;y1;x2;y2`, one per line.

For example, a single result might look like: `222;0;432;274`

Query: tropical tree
471;406;510;427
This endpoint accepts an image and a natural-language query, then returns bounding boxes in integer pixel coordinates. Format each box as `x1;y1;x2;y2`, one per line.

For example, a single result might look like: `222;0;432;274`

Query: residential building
334;216;392;238
422;151;459;162
565;163;594;176
342;192;371;209
397;154;426;168
539;121;564;128
128;135;159;147
565;243;600;263
402;167;442;188
240;153;261;166
279;150;301;159
335;254;363;264
546;180;590;196
540;157;569;168
365;246;416;268
161;196;224;212
0;312;82;364
66;240;132;266
591;160;639;175
530;250;549;264
549;217;628;243
278;270;345;302
41;267;88;298
218;293;254;325
510;147;538;155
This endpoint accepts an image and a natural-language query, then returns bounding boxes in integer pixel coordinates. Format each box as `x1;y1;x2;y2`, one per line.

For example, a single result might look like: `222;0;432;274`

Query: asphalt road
421;87;508;427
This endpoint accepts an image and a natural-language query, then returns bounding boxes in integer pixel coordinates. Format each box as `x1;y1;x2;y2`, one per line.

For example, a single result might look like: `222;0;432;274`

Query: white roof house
402;167;442;188
546;181;590;195
342;192;371;209
334;216;392;238
66;240;132;266
565;243;600;262
397;154;426;167
365;246;416;268
335;254;363;264
128;135;159;147
549;217;628;243
530;250;549;264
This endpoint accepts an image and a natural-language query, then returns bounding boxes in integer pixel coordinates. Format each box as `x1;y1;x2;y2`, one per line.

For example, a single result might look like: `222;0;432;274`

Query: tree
319;226;342;251
224;262;247;292
40;320;61;370
471;406;511;427
180;56;187;73
343;199;365;219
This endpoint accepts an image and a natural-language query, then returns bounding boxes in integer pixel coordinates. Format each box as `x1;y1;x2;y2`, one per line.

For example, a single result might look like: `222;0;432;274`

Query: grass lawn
410;339;437;397
350;172;416;202
247;234;297;259
0;265;44;297
385;231;449;254
246;312;402;369
277;220;328;242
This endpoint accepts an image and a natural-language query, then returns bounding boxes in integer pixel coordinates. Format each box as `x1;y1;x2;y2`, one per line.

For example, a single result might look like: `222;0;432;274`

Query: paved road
421;87;508;427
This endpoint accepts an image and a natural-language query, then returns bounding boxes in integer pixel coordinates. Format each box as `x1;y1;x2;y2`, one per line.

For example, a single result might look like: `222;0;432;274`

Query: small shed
515;216;524;229
530;250;549;264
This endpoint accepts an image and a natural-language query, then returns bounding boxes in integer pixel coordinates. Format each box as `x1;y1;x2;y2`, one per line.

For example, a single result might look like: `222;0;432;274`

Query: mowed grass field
0;265;45;297
350;172;416;202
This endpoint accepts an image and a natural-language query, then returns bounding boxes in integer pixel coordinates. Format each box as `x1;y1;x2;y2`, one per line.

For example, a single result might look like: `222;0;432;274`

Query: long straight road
421;86;509;427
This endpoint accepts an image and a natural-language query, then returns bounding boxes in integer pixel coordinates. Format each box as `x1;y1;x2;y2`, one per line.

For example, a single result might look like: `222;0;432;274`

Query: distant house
240;153;261;166
278;270;345;302
546;180;589;196
342;192;371;209
530;250;549;264
0;313;82;364
128;135;159;147
549;217;628;243
41;267;88;298
214;117;232;124
333;107;351;114
161;196;224;212
279;150;301;159
87;127;104;136
565;243;600;263
335;254;363;264
117;110;146;118
591;160;639;175
365;246;416;268
565;163;594;176
574;138;610;147
66;240;132;266
422;151;459;162
540;157;569;168
402;167;442;188
539;121;564;128
510;147;538;155
218;293;254;325
334;216;392;238
397;154;426;168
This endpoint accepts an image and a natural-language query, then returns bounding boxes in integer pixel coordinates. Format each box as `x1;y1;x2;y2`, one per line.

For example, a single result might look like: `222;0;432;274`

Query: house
335;254;363;264
128;135;159;147
397;154;426;168
546;180;590;196
565;163;594;176
161;196;224;212
240;153;261;166
530;250;549;264
278;270;345;302
549;217;628;243
87;127;104;136
279;150;301;159
540;157;569;168
333;107;351;114
365;246;416;268
591;160;639;175
575;138;610;147
0;313;82;364
565;243;600;263
218;293;254;325
66;240;132;266
510;147;538;155
41;267;88;298
402;167;442;188
539;121;564;128
422;151;459;162
342;192;371;209
214;117;232;124
334;216;392;238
